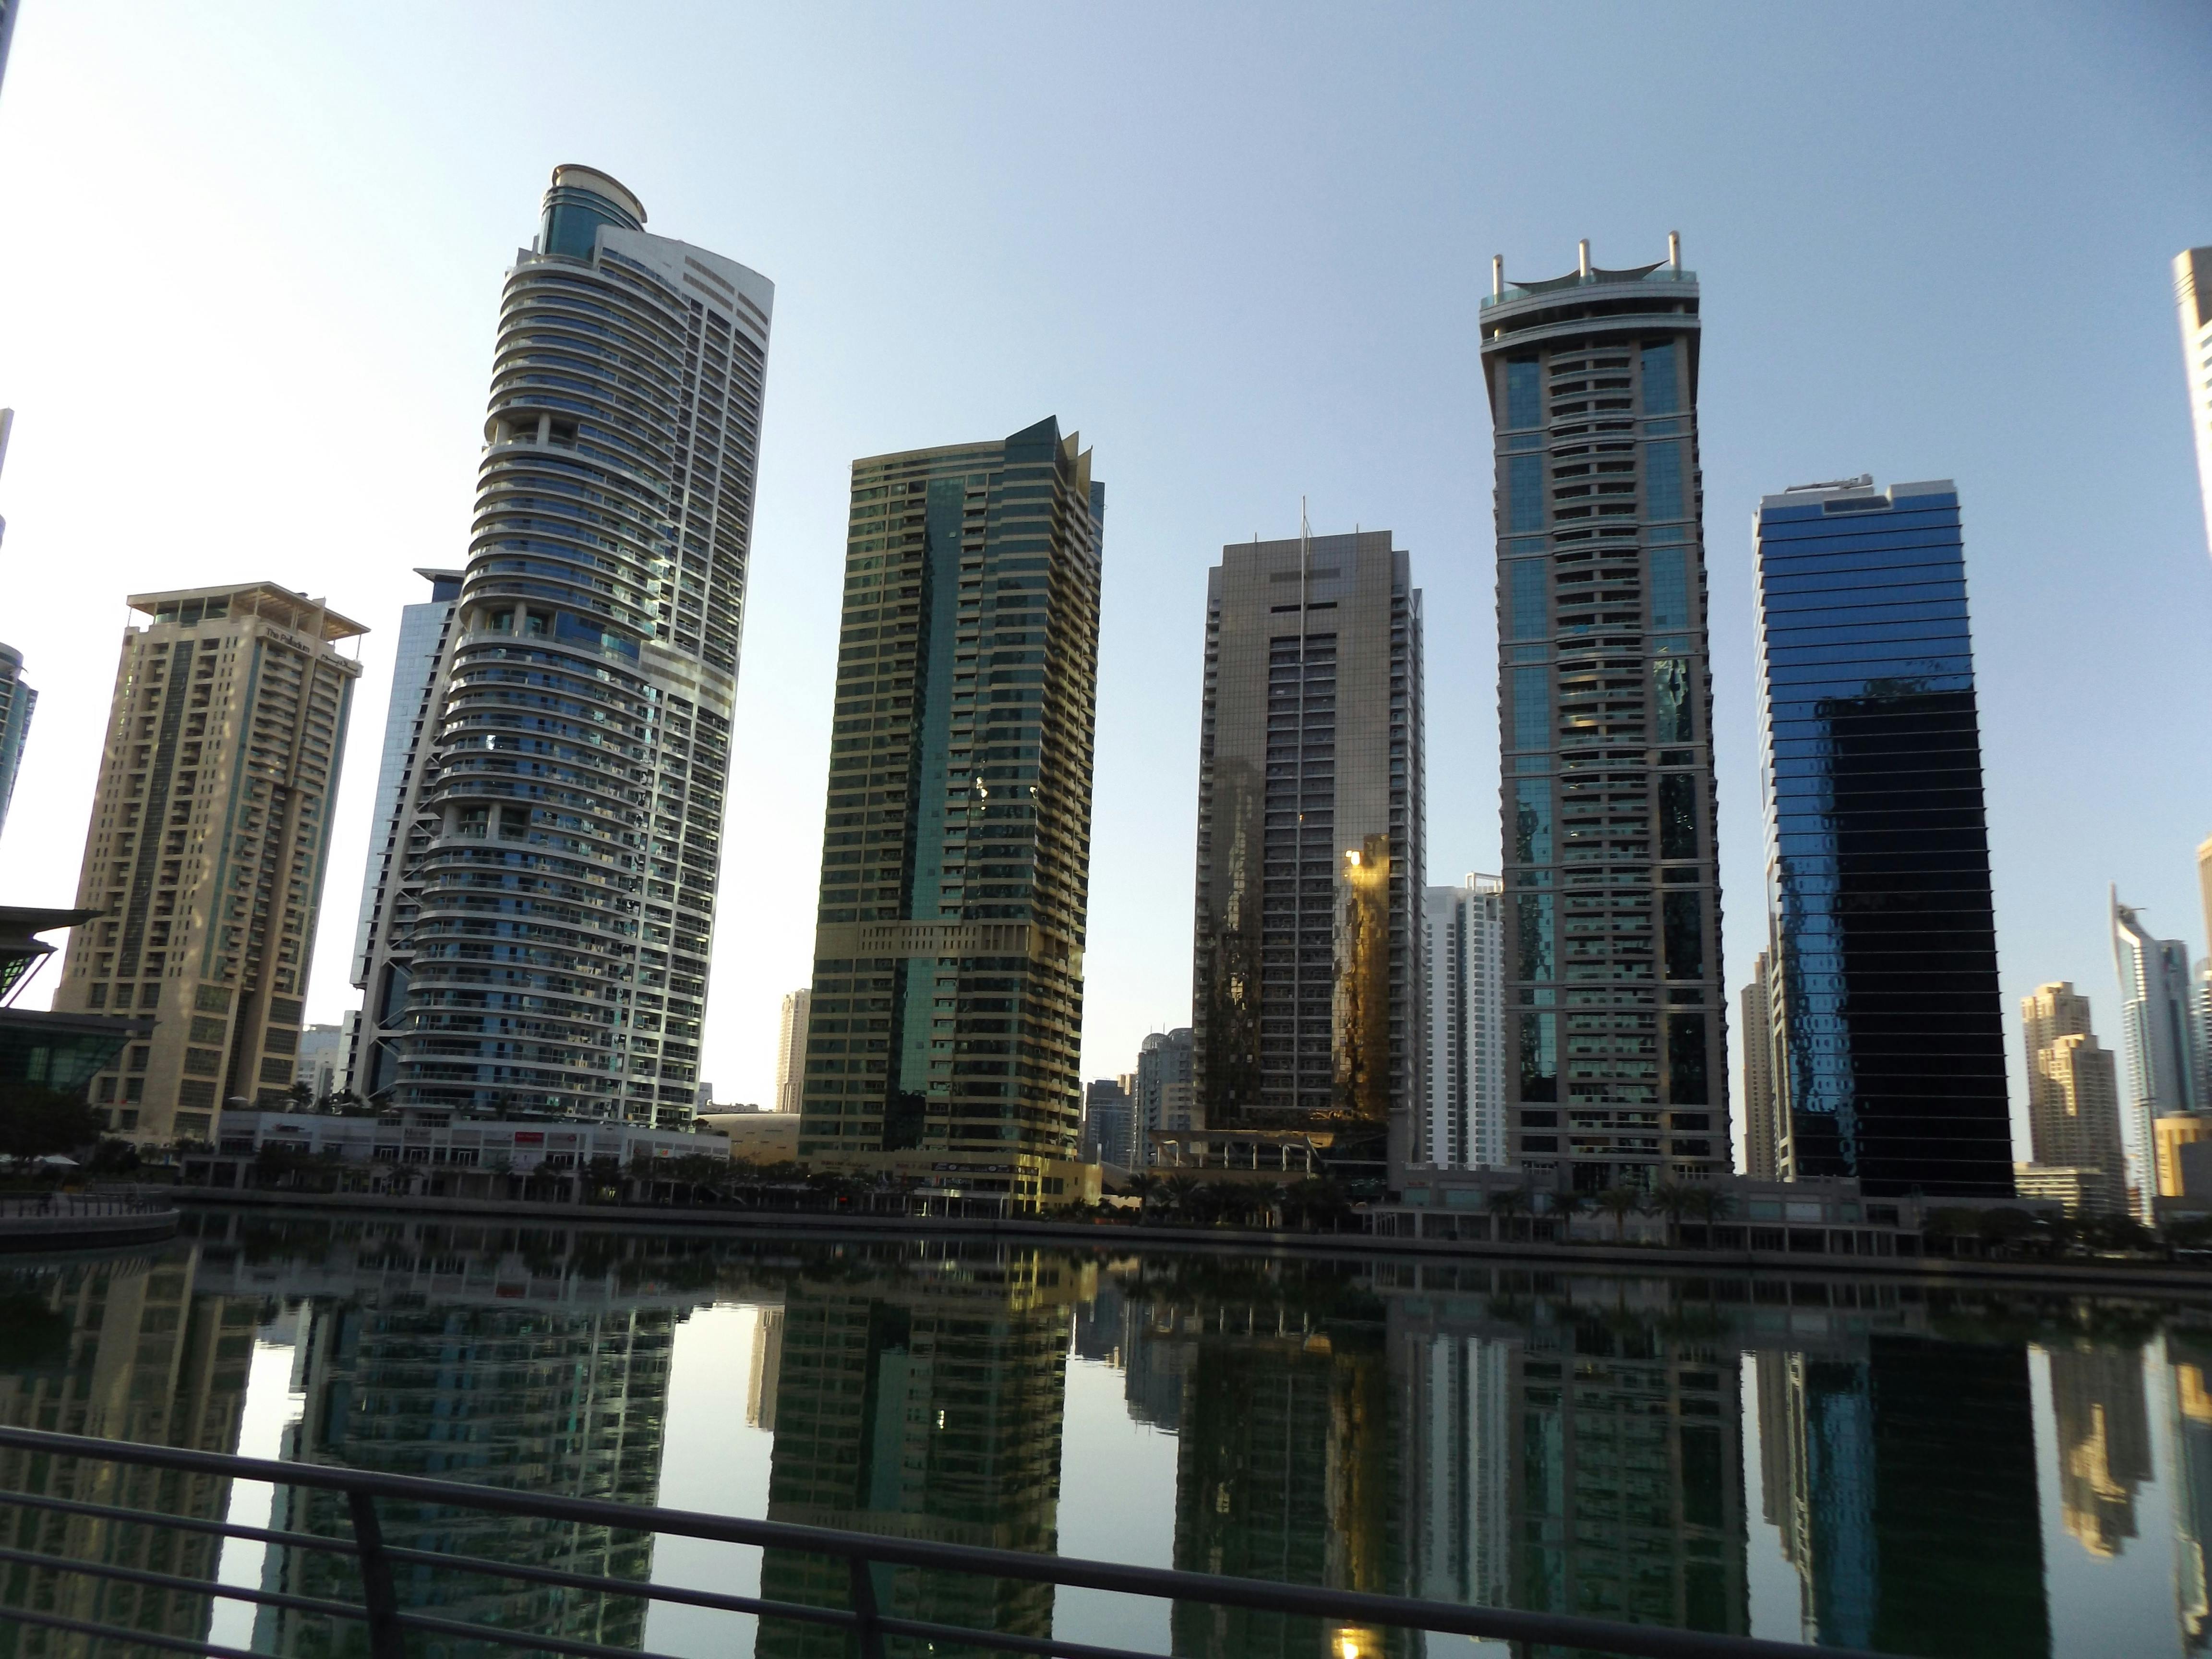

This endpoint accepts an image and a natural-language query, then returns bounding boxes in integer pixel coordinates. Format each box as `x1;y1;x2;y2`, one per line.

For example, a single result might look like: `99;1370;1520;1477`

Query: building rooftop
1759;477;1958;513
127;583;368;641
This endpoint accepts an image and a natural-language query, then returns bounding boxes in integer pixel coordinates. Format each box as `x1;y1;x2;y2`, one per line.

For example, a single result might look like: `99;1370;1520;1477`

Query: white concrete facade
1420;875;1505;1168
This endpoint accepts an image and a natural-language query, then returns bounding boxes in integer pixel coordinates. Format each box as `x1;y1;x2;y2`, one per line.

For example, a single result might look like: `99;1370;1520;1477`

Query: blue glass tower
1755;476;2011;1196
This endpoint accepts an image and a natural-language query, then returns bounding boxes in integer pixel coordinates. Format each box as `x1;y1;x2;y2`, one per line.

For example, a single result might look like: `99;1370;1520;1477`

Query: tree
1648;1183;1695;1245
1485;1186;1531;1242
0;1082;104;1160
1595;1185;1647;1243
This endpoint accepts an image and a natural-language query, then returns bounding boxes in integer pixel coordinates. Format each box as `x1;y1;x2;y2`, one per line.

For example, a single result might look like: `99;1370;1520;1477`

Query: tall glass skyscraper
796;420;1102;1210
1755;476;2011;1197
1190;529;1425;1180
2112;890;2199;1217
347;566;462;1099
389;167;773;1127
1482;240;1727;1192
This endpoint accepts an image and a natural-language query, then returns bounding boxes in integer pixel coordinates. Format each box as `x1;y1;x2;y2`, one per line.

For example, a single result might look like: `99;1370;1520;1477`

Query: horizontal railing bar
0;1598;278;1659
0;1425;1894;1659
0;1539;373;1624
397;1608;714;1659
0;1483;360;1556
872;1608;1161;1659
380;1542;860;1632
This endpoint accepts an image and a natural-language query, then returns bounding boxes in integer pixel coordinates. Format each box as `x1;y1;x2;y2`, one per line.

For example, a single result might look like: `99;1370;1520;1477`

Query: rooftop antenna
1578;238;1591;279
1491;254;1503;298
1668;230;1682;269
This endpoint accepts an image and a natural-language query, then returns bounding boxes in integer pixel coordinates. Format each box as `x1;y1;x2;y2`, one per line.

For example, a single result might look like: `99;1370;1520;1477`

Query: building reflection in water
193;1220;717;1659
2171;1332;2212;1651
754;1246;1088;1659
2046;1341;2152;1560
0;1250;257;1659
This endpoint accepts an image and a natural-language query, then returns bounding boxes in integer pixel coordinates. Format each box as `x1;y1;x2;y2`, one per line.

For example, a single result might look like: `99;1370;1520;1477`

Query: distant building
0;640;31;841
1421;875;1504;1168
1755;477;2010;1197
1742;951;1780;1179
696;1110;799;1165
346;568;462;1102
2176;249;2212;561
2020;984;2126;1216
293;1023;345;1104
1190;528;1424;1180
1136;1029;1195;1166
795;420;1103;1213
773;989;809;1115
50;584;365;1144
1083;1078;1134;1168
2113;891;2198;1218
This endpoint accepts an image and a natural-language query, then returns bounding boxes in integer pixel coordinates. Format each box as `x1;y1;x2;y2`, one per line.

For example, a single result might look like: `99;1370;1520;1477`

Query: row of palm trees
1483;1180;1735;1243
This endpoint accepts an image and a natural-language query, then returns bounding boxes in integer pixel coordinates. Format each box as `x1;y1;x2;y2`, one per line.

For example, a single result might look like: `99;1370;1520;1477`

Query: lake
0;1207;2205;1658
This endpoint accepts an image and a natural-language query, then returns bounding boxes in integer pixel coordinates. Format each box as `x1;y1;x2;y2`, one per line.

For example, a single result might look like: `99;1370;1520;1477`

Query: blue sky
0;2;2206;1141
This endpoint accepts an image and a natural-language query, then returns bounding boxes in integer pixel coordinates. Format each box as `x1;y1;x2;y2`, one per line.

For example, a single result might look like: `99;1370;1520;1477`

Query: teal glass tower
1482;238;1729;1193
797;420;1103;1211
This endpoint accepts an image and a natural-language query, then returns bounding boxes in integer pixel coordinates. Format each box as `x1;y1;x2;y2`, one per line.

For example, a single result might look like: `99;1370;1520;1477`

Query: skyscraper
2176;249;2212;561
795;419;1102;1209
1742;950;1781;1178
1482;238;1726;1191
2020;983;2127;1216
1754;476;2011;1197
2113;891;2199;1207
1083;1076;1134;1167
0;640;31;840
1420;875;1504;1168
772;987;808;1114
1191;528;1425;1179
51;583;364;1142
1135;1026;1196;1164
389;166;773;1127
0;410;30;842
346;566;462;1100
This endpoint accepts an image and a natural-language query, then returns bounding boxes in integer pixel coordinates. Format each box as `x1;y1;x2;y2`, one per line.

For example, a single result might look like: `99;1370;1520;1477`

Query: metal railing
0;1424;1887;1659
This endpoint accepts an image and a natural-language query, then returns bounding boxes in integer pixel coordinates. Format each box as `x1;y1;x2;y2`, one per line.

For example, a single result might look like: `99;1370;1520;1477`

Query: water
1;1208;2209;1659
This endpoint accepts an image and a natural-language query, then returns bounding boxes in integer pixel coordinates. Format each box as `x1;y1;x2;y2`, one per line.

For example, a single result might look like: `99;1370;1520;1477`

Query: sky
0;2;2207;1147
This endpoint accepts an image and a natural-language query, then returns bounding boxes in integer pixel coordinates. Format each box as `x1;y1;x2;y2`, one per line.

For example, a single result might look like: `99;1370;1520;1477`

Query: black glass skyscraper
1755;477;2011;1196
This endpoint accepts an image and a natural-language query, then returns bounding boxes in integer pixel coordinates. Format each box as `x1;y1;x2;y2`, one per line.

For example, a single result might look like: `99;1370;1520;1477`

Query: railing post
348;1490;407;1659
847;1552;886;1659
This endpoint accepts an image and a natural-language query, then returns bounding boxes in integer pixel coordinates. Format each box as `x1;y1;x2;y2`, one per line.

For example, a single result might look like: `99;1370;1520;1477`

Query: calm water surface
1;1209;2208;1659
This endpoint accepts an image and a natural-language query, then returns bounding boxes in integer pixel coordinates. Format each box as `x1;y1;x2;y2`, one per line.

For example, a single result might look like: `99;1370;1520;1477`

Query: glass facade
1190;530;1425;1174
390;169;773;1128
1755;479;2012;1197
797;419;1103;1211
1480;254;1727;1191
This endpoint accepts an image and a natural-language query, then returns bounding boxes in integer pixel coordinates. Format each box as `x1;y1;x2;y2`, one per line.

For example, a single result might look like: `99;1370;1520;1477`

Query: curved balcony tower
387;166;773;1125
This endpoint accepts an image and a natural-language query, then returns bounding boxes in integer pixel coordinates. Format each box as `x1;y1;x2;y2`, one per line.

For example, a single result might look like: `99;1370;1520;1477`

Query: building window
1640;342;1679;415
1649;546;1690;629
1517;892;1554;982
1668;1012;1708;1103
1663;891;1705;980
1653;657;1693;744
1508;454;1545;532
1659;773;1698;859
1515;780;1553;863
1511;666;1549;751
1506;358;1541;429
1520;1010;1557;1101
1508;560;1546;640
1646;441;1685;521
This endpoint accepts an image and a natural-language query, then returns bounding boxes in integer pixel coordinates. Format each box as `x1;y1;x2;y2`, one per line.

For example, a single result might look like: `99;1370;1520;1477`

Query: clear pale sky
0;3;2206;1148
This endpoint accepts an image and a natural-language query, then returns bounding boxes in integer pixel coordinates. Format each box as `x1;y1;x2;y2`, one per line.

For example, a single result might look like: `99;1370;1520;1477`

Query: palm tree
1485;1186;1530;1243
1648;1182;1695;1246
1595;1185;1646;1243
1545;1188;1588;1242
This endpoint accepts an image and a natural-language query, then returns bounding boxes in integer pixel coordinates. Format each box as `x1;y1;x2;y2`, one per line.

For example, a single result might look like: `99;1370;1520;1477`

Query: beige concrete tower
2021;981;2127;1215
772;987;809;1114
52;584;365;1144
1741;950;1780;1178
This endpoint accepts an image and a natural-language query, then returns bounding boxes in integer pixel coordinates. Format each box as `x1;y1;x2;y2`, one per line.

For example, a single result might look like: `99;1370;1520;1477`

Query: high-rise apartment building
0;640;31;840
1482;239;1726;1191
1083;1076;1134;1168
1420;875;1504;1168
1135;1026;1197;1164
1191;529;1425;1178
772;987;808;1114
346;567;462;1100
386;167;773;1128
2112;890;2198;1217
795;419;1102;1209
51;583;364;1142
1742;950;1780;1179
2176;249;2212;561
2020;982;2127;1216
1755;476;2011;1196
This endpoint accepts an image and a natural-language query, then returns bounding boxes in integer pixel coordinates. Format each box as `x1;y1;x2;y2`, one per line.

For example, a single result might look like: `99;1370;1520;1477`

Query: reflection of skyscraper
756;1251;1081;1658
1510;1319;1746;1640
1172;1311;1403;1659
259;1264;697;1656
747;1305;784;1432
1760;1337;2048;1658
1397;1329;1510;1615
2049;1342;2152;1558
0;1251;257;1655
2170;1334;2212;1650
1191;528;1425;1175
